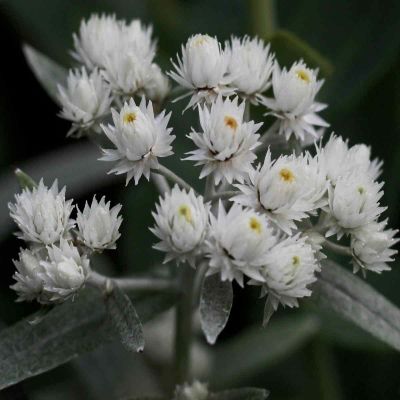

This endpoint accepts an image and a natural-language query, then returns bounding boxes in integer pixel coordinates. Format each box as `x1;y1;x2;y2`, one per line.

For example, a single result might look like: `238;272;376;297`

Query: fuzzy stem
204;175;215;198
174;266;196;384
205;190;239;202
249;0;277;39
153;164;195;193
151;172;170;194
322;239;352;257
88;270;178;293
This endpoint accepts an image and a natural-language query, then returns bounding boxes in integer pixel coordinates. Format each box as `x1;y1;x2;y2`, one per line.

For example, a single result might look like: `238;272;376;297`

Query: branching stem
154;164;195;193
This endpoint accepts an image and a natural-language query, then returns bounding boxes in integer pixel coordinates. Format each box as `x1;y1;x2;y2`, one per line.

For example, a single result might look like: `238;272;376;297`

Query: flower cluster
9;180;122;304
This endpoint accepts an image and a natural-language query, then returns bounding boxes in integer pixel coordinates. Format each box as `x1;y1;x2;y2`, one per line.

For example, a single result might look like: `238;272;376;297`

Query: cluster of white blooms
57;14;169;137
17;14;398;324
9;180;122;304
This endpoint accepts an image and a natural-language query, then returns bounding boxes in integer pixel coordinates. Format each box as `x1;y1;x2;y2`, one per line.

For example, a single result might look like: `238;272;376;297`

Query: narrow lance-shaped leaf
200;274;233;345
14;168;37;191
105;284;145;353
0;288;177;390
22;44;68;104
210;387;270;400
314;260;400;352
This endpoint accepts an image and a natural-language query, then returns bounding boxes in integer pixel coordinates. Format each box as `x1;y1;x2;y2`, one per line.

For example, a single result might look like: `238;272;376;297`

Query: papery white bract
168;34;233;109
261;60;328;142
57;67;112;136
351;220;399;274
205;202;277;286
233;150;328;234
186;96;262;184
100;97;175;185
150;185;210;266
143;63;170;103
250;235;319;323
227;35;274;102
76;196;122;252
318;134;382;185
39;240;89;304
325;172;386;238
9;180;74;246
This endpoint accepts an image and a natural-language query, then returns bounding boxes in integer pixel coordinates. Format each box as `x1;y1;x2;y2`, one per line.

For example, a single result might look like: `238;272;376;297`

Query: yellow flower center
292;255;300;266
224;115;238;132
295;69;311;83
193;35;209;46
178;204;192;223
279;168;295;183
123;112;137;124
249;217;262;234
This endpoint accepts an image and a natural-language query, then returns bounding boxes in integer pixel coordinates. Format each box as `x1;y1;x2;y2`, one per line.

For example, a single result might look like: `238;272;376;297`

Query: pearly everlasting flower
11;248;47;303
174;381;209;400
72;14;123;69
9;180;74;245
100;97;175;185
318;134;382;185
76;196;122;252
351;220;399;274
57;67;112;136
227;35;274;102
233;150;328;234
261;60;328;141
143;63;170;103
251;235;319;322
325;172;386;238
168;34;233;109
150;185;210;266
186;96;262;184
205;202;277;286
39;240;89;304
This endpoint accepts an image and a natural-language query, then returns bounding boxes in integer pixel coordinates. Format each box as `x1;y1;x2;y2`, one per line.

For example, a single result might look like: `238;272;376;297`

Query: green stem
205;190;239;202
153;164;195;193
249;0;277;39
174;267;196;384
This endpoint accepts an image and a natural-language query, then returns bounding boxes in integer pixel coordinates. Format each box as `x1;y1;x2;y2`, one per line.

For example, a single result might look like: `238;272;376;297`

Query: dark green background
0;1;399;399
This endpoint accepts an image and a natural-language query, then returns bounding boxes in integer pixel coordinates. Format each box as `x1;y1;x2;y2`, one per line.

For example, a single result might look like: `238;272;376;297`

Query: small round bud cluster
9;180;122;304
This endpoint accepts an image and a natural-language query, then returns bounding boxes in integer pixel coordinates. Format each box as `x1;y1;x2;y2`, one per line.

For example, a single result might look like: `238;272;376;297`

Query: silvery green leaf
315;260;400;352
0;288;177;390
200;274;233;345
14;168;37;190
210;388;269;400
105;285;145;353
210;314;319;388
22;44;67;104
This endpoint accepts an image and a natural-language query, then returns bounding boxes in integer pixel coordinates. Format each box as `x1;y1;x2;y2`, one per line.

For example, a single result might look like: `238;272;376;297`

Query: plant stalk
154;164;195;193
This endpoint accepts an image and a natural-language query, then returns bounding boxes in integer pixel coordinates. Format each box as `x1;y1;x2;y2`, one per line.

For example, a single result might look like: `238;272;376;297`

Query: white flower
261;60;328;141
185;96;262;184
227;35;274;102
174;381;209;400
168;34;233;109
39;240;89;304
9;179;74;245
57;67;112;136
143;63;170;103
205;202;277;286
100;97;175;185
325;172;386;238
233;150;328;234
122;19;156;61
150;185;210;266
251;235;319;322
11;248;46;303
76;196;122;252
318;134;382;185
72;14;123;69
351;220;398;274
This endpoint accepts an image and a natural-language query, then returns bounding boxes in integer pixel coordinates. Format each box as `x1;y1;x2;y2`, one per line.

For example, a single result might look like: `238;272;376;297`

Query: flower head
76;196;122;252
233;150;328;234
100;97;175;185
9;180;74;245
57;67;112;136
168;34;233;109
143;63;170;103
251;235;319;314
186;96;262;184
150;185;210;266
261;60;328;141
351;220;398;274
325;172;386;238
227;35;274;102
205;202;277;286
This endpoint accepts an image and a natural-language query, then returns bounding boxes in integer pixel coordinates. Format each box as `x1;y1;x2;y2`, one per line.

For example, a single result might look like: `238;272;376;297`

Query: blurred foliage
0;0;399;399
